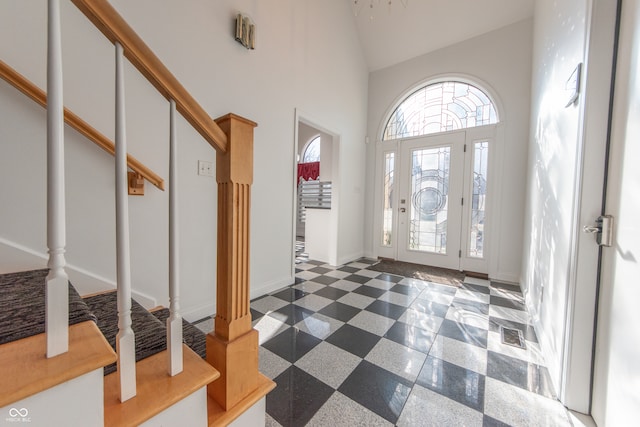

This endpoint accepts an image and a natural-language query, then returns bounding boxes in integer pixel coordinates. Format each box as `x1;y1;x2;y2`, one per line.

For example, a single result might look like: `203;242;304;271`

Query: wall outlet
198;160;213;177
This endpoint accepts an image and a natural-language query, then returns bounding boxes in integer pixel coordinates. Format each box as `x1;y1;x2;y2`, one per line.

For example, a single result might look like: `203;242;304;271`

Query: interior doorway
292;111;340;274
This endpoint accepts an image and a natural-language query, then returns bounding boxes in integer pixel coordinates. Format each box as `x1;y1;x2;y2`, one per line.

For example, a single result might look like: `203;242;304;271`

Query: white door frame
373;125;496;274
558;0;618;412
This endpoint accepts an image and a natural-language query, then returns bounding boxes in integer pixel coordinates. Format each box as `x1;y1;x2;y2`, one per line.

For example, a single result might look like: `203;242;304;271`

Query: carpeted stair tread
0;269;96;345
151;308;206;360
83;291;168;375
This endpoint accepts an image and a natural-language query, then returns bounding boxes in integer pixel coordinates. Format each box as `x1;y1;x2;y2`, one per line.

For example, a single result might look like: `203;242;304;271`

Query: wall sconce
235;14;255;50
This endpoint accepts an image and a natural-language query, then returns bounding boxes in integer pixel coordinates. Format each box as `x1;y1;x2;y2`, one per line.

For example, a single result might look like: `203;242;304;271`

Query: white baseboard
251;275;294;300
0;236;157;308
337;251;365;266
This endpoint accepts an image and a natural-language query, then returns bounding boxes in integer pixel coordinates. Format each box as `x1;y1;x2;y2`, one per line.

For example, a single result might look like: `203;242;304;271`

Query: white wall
365;19;533;282
0;0;368;320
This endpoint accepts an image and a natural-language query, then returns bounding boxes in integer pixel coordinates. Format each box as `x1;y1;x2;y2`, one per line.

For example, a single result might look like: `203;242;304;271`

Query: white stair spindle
115;41;136;402
167;99;183;376
45;0;69;358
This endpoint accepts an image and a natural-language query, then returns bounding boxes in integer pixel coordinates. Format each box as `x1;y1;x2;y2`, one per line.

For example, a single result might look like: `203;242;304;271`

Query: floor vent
500;326;526;349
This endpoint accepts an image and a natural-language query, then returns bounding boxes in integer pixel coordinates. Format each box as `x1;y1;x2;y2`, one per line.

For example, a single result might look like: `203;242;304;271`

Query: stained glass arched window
383;81;498;141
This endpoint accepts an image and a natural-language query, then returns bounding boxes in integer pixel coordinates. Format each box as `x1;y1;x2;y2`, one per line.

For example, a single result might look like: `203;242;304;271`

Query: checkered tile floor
195;259;576;426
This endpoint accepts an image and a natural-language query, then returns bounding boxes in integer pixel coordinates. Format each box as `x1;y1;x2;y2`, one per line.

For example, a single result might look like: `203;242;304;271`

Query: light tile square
292;281;326;294
324;269;351;279
296;270;321;281
294;294;334;312
253;315;289;345
355;269;383;278
417;289;455;306
295;313;344;340
398;277;430;289
338;292;376;309
295;342;361;388
260;346;291;380
306;392;393;427
378;290;417;307
347;262;371;269
455;288;491;304
445;305;489;330
252;295;290;314
489;305;531;324
399;308;444;333
330;279;362;292
365;338;427;382
348;311;396;336
429;335;488;375
364;278;396;291
396;384;483;427
484;377;572;427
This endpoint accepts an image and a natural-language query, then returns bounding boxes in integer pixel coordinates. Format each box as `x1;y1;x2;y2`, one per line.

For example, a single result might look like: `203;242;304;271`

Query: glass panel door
397;132;465;270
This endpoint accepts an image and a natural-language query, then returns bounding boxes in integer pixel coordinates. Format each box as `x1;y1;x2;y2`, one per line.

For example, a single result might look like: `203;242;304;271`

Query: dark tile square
268;366;334;427
295;268;302;273
375;273;404;283
483;414;512;427
357;258;378;265
318;302;361;322
389;283;422;296
338;360;412;424
271;287;308;302
488;317;538;343
487;351;556;398
451;298;490;315
294;276;305;284
344;274;372;284
490;281;522;294
250;308;263;322
410;298;450;317
384;322;436;353
270;304;315;325
365;300;406;320
313;286;349;301
461;282;491;295
416;356;485;412
262;327;321;363
309;266;332;274
310;275;339;285
438;319;488;348
337;266;359;273
490;295;526;311
326;324;381;358
352;285;387;298
307;260;326;266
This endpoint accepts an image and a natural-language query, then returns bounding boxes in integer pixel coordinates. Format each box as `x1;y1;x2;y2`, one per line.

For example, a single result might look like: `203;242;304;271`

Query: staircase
0;0;274;425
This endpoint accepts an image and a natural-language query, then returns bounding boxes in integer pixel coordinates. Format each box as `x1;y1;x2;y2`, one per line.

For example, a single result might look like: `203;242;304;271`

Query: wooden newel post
207;113;258;410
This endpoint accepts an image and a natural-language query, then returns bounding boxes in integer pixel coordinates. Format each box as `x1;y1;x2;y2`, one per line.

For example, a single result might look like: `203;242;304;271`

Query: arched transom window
302;136;321;163
383;81;498;141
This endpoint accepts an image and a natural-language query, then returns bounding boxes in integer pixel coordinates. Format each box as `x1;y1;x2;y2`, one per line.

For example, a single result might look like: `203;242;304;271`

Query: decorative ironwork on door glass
469;141;488;258
409;146;450;253
382;152;395;246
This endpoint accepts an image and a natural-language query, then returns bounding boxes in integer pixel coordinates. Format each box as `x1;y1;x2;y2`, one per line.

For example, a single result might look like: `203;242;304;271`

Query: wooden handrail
70;0;229;154
0;60;165;191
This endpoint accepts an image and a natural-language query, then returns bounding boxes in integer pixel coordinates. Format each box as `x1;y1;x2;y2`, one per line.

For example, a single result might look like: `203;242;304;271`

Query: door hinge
461;197;464;206
583;215;614;247
464;144;467;152
458;250;462;258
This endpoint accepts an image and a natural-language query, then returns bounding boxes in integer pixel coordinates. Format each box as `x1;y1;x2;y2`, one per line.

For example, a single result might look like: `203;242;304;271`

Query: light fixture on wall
352;0;408;20
235;14;255;50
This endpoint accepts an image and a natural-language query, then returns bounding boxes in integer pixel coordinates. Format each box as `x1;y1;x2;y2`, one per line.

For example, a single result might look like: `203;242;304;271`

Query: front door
378;127;494;273
397;132;465;269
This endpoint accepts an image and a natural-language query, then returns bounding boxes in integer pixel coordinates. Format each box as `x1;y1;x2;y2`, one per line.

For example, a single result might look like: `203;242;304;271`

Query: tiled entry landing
195;259;576;427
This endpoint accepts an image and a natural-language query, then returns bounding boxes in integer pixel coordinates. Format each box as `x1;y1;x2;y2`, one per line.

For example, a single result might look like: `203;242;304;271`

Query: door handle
399;208;406;213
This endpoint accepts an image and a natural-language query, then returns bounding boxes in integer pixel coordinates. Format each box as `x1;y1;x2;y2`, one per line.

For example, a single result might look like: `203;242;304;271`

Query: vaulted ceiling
350;0;535;71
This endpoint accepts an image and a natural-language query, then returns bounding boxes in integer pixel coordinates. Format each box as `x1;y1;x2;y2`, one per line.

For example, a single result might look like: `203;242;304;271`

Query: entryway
377;126;495;275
